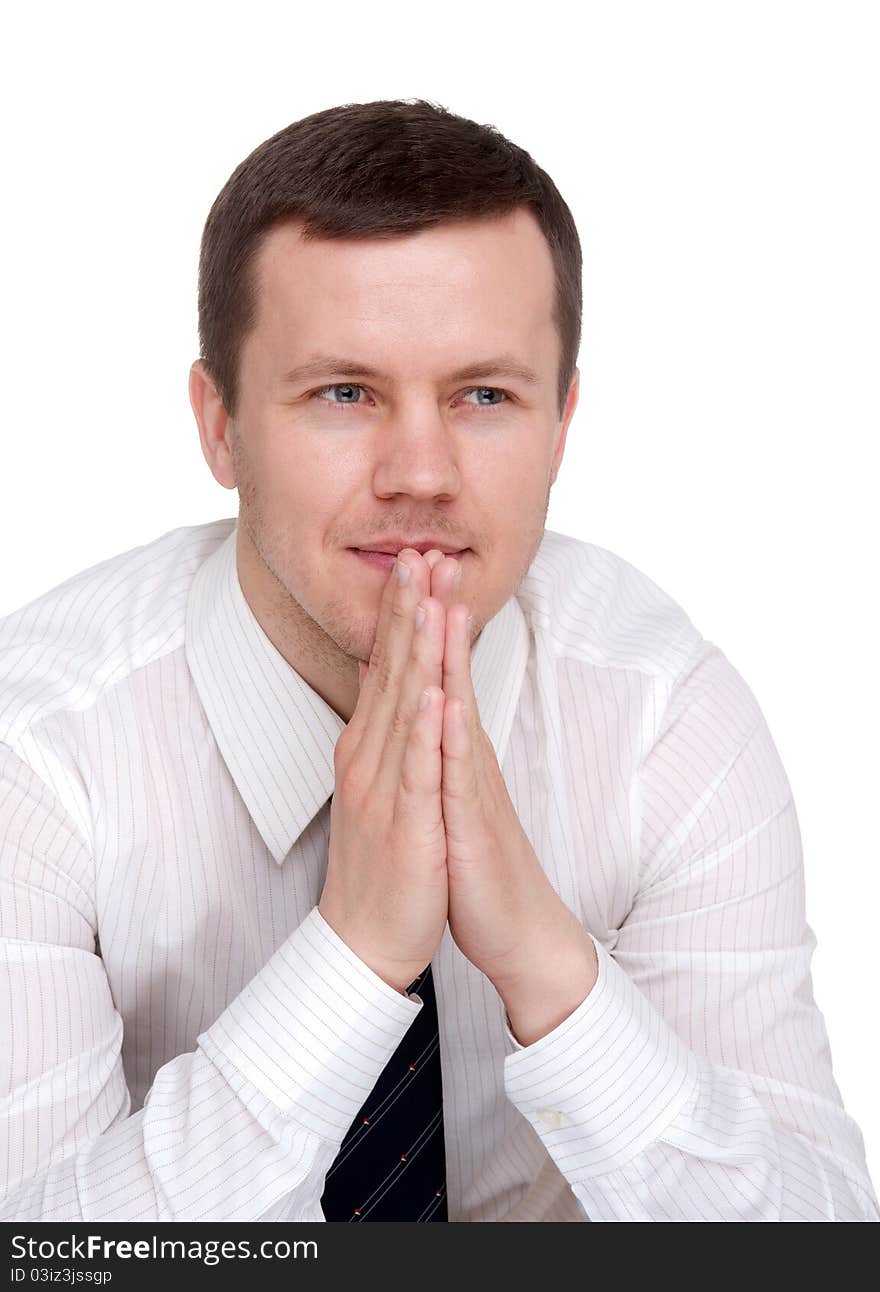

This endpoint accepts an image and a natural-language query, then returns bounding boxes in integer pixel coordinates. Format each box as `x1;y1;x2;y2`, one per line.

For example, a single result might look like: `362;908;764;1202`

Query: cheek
486;459;550;537
481;434;549;492
248;434;343;513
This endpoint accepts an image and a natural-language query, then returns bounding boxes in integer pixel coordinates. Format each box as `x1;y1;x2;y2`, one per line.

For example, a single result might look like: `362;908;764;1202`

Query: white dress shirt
0;516;877;1222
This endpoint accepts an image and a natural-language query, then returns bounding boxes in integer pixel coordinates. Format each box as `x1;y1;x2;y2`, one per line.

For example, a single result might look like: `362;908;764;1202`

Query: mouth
350;548;469;574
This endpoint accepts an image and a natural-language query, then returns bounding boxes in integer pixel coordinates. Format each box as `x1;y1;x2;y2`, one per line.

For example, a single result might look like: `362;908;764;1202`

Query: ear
189;360;238;489
549;366;579;486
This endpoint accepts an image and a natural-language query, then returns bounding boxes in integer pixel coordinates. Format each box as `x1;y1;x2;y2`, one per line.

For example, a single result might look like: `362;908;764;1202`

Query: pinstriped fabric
0;516;877;1221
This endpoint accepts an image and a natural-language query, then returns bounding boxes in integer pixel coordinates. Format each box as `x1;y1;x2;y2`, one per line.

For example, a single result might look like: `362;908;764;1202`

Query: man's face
198;207;578;717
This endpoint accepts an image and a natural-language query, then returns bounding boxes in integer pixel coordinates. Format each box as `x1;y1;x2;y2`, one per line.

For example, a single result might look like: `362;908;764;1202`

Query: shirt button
535;1107;564;1129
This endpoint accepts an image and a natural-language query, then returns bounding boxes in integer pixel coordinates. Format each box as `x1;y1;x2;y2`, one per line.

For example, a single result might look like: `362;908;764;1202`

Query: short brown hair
196;98;582;421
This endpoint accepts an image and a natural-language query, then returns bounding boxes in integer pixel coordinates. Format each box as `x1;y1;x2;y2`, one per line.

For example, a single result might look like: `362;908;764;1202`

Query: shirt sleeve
501;643;880;1222
0;742;422;1221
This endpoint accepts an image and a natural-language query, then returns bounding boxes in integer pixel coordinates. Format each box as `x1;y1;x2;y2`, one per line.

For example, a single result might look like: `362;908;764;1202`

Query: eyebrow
280;353;541;388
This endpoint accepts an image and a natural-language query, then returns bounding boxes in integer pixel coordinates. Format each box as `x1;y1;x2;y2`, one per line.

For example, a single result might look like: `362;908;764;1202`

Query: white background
2;1;877;1197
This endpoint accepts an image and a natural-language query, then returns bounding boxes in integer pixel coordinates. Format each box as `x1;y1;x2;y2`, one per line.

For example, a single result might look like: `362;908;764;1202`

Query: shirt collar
185;521;530;866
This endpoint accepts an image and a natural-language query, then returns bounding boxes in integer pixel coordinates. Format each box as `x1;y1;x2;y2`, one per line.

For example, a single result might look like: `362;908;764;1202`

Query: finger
441;608;482;812
347;546;426;741
395;680;445;833
352;548;431;773
376;592;446;806
428;552;465;611
441;684;478;804
441;602;474;711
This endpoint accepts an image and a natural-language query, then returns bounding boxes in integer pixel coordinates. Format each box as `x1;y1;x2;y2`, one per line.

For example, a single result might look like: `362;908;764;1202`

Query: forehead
249;208;557;373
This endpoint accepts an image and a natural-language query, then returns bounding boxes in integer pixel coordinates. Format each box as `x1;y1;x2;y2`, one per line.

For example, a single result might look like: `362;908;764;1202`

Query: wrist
316;900;419;995
494;924;599;1047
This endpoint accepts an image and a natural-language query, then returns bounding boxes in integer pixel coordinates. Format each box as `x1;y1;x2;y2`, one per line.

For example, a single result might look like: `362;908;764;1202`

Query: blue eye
311;384;511;413
461;387;508;408
314;383;364;406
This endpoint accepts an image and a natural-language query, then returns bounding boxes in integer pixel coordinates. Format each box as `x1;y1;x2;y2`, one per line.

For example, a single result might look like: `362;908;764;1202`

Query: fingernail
395;557;411;585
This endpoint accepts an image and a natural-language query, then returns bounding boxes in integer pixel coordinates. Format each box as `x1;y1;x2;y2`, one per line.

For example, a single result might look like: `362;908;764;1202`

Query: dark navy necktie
320;957;448;1221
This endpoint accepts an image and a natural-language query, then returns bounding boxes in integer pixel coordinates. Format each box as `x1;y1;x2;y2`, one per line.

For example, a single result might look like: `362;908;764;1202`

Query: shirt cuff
502;933;700;1179
199;905;423;1142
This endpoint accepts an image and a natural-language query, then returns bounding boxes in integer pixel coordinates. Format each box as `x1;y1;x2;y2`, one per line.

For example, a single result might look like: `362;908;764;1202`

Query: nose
369;400;462;501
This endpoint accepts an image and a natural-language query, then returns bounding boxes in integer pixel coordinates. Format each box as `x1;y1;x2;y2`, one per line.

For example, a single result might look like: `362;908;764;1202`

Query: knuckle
389;705;410;742
389;597;411;625
373;655;396;692
337;759;368;804
368;640;393;687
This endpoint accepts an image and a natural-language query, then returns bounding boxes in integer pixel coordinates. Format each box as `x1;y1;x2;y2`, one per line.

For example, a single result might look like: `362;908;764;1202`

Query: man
0;98;877;1222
